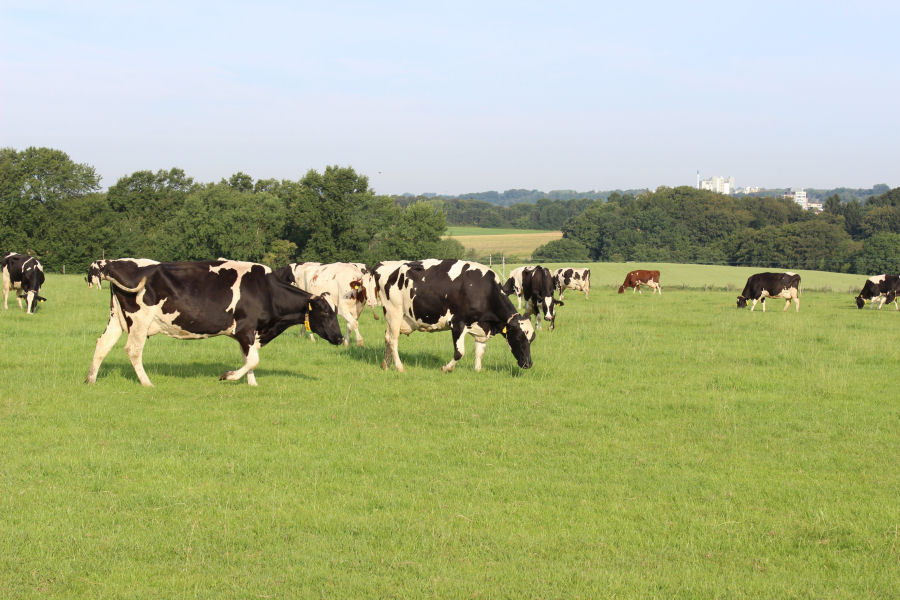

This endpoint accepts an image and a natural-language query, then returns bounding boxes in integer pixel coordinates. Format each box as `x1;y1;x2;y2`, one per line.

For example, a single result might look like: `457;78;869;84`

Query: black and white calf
553;267;590;300
737;272;801;312
2;253;46;313
502;265;562;330
85;259;343;386
855;274;900;310
374;259;535;372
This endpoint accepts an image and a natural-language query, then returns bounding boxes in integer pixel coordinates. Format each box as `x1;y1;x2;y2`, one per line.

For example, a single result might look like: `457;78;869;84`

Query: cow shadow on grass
342;344;526;374
97;360;315;384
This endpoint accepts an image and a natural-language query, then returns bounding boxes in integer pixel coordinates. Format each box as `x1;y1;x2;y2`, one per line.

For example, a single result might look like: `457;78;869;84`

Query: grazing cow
275;261;376;346
85;259;343;387
501;266;527;309
618;269;661;294
374;259;535;372
86;259;107;289
2;253;46;313
502;265;562;330
88;258;161;291
553;267;591;300
737;272;801;312
855;274;900;310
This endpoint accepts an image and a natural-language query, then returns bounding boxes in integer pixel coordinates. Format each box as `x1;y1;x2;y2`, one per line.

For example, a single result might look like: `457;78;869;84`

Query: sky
2;1;898;195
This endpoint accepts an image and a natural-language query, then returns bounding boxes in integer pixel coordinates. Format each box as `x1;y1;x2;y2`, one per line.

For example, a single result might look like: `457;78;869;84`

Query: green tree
854;233;900;274
0;147;100;257
297;166;391;262
532;238;590;262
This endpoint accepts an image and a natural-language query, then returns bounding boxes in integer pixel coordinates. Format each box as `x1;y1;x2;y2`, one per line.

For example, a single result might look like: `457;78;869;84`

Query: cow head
855;295;866;309
501;277;516;296
306;294;344;345
501;315;535;369
736;296;748;308
617;285;626;294
539;297;564;330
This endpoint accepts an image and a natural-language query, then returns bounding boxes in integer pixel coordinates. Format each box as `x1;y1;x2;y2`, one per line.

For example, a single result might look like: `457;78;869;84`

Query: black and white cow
85;259;343;387
86;259;107;289
855;274;900;310
553;267;591;300
2;253;46;314
502;265;562;330
374;259;535;372
737;272;801;312
88;258;160;290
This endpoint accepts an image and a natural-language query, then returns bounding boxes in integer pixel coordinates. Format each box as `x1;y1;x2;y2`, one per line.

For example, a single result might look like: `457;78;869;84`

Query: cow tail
105;275;147;294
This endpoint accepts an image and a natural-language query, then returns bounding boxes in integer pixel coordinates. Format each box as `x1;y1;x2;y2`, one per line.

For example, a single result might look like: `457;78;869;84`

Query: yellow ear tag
502;326;507;334
304;303;312;331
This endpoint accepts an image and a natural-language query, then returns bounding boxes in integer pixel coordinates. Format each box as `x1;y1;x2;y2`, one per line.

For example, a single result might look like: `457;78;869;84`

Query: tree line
0;147;462;273
4;146;898;276
533;186;900;274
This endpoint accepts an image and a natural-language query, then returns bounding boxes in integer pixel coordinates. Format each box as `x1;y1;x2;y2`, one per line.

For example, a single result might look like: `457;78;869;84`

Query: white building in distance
784;188;808;210
699;175;735;195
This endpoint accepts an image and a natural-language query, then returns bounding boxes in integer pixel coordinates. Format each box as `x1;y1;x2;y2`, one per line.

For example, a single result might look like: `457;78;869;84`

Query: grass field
2;266;899;598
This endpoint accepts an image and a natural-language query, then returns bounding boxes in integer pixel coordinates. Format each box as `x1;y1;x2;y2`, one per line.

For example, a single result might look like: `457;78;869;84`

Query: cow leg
338;304;359;347
25;290;36;314
761;298;766;312
85;314;124;383
473;340;487;372
441;322;466;372
877;296;887;309
516;293;523;310
221;336;261;385
124;324;154;387
348;316;363;347
750;299;758;311
524;299;541;331
382;316;404;372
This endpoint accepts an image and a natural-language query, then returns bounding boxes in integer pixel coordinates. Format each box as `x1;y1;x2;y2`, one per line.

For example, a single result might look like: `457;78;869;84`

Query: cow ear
556;299;564;306
350;280;361;290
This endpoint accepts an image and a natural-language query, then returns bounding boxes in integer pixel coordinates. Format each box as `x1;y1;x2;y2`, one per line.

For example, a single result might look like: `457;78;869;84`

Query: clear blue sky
2;1;898;195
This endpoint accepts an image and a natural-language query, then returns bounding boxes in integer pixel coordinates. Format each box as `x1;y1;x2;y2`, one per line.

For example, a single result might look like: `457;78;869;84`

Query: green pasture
1;267;898;598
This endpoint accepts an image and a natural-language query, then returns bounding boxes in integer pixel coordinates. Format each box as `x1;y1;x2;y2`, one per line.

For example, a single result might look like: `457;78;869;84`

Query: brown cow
618;269;661;294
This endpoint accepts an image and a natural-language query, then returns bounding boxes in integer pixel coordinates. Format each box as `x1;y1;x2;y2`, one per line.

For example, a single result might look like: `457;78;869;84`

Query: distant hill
410;188;648;206
408;184;890;207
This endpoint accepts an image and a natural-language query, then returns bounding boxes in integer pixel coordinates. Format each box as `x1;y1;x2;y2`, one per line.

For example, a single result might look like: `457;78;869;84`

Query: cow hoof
440;364;455;373
342;339;350;347
355;340;365;348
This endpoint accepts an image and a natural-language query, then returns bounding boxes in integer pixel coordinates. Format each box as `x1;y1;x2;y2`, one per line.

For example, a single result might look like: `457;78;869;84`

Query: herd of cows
2;250;900;386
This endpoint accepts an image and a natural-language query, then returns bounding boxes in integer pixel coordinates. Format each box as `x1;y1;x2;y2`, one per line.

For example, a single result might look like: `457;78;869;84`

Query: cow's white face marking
519;318;536;342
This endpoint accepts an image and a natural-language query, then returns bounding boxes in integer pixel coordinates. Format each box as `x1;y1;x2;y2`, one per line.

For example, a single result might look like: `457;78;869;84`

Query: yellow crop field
447;231;562;259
